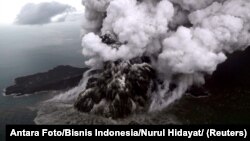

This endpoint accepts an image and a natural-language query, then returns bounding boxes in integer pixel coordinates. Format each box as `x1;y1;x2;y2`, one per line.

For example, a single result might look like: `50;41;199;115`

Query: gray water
0;23;86;140
1;23;250;140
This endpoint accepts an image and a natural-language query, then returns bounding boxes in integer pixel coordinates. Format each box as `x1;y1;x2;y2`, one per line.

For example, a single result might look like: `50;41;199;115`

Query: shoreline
4;65;88;97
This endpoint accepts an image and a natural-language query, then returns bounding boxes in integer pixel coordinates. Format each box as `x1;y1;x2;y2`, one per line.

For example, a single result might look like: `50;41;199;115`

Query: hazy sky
0;0;84;24
0;0;85;69
0;1;85;71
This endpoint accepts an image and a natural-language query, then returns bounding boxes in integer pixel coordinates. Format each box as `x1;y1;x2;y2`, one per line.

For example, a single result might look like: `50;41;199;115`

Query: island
4;65;88;96
3;46;250;119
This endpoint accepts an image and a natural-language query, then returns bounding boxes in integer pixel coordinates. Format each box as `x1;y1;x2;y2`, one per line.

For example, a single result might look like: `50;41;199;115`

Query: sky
0;0;86;70
0;0;84;24
0;0;87;74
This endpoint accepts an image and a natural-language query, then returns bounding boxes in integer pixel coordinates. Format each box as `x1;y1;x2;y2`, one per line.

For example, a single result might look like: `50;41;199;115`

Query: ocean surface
1;23;250;140
0;23;86;140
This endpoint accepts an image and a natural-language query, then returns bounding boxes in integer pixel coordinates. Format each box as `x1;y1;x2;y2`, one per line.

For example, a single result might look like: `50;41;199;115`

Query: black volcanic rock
206;47;250;89
186;46;250;97
5;65;88;96
74;56;156;119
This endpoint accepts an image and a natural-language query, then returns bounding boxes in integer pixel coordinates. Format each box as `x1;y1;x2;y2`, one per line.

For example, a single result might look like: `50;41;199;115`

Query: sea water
1;23;250;140
0;23;86;140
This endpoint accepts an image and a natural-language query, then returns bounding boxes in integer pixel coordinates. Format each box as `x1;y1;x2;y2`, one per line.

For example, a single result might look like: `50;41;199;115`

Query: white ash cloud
80;0;250;111
15;2;74;25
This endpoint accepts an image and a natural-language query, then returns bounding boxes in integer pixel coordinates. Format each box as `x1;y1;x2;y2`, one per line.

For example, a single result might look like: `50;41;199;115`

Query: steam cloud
16;2;74;25
80;0;250;111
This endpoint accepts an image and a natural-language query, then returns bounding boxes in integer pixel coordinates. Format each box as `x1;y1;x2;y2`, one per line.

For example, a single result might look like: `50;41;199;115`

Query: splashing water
47;69;92;103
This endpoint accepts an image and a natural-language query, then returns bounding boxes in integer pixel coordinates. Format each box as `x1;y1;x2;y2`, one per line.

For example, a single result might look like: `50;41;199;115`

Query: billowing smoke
79;0;250;113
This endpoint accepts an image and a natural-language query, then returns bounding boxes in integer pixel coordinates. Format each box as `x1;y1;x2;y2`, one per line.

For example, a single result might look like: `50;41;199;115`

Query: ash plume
80;0;250;112
35;0;250;121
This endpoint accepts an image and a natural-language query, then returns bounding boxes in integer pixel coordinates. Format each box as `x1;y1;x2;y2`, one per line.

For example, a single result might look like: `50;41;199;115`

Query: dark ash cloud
15;2;74;25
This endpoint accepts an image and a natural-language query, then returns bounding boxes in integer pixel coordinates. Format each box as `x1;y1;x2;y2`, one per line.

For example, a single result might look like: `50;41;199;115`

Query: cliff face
4;65;88;96
74;56;156;119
